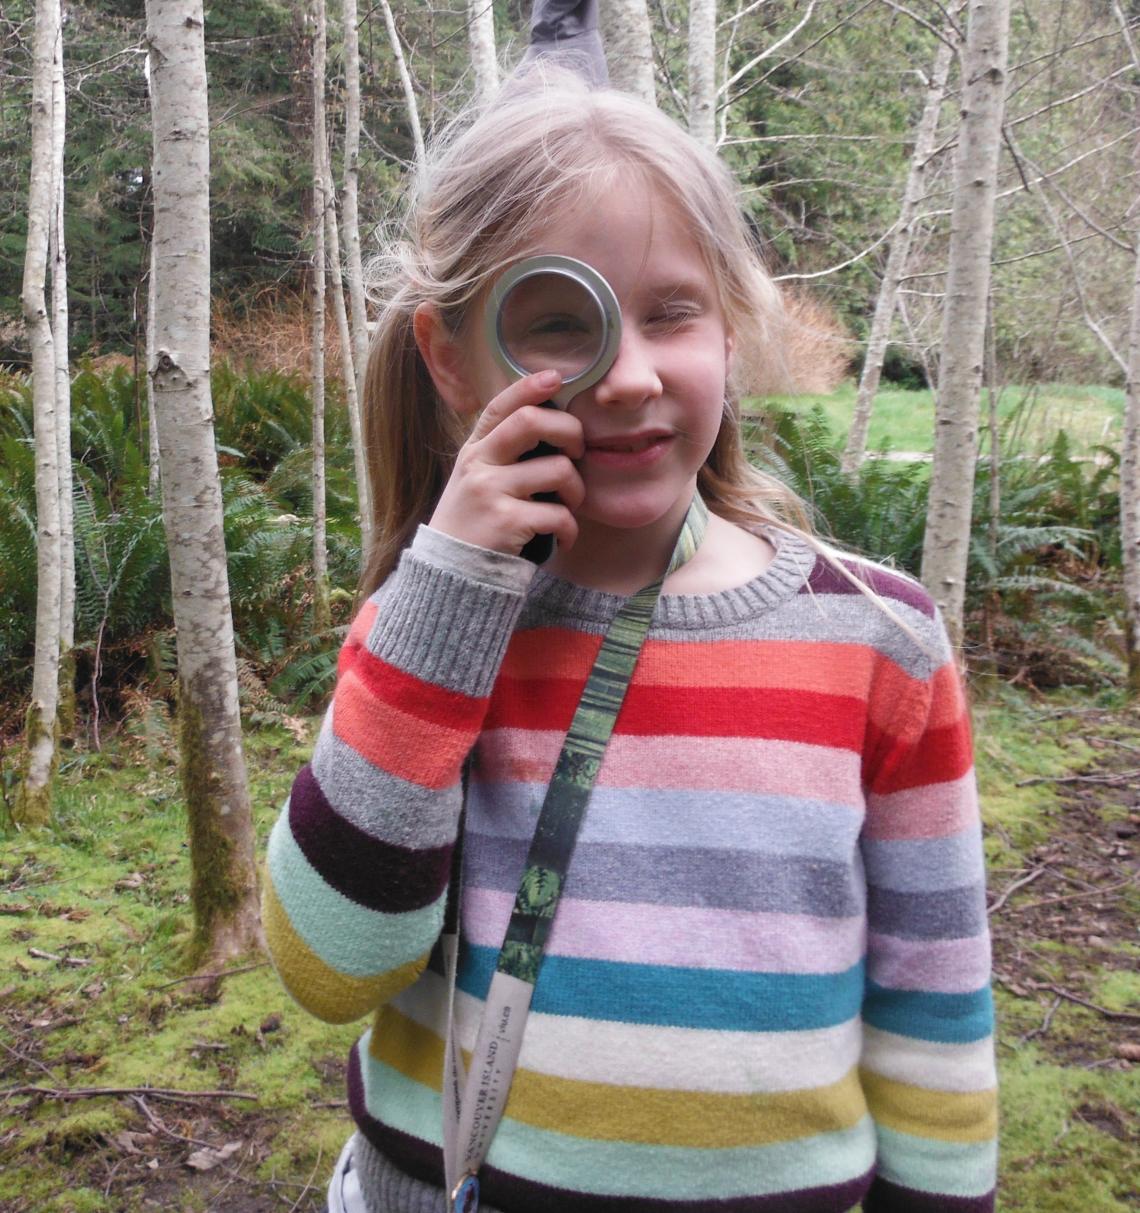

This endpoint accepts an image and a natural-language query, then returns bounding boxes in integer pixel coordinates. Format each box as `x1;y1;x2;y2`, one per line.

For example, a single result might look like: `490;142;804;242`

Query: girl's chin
574;489;694;536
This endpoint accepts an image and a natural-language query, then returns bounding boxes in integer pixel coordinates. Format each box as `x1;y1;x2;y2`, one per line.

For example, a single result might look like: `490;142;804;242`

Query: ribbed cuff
352;1133;507;1213
366;540;531;697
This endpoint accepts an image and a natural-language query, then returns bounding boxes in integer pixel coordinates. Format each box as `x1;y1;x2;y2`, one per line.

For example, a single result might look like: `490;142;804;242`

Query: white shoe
327;1136;370;1213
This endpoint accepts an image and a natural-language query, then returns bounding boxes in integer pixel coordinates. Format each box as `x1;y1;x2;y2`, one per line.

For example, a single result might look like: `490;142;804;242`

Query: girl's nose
592;328;663;408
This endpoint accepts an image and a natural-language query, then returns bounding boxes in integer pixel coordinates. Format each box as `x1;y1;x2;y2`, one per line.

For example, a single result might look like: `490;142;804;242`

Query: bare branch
877;0;963;48
773;220;900;282
719;0;817;96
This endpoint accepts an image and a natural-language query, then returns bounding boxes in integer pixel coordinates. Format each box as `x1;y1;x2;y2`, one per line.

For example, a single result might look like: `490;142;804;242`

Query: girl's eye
649;306;698;330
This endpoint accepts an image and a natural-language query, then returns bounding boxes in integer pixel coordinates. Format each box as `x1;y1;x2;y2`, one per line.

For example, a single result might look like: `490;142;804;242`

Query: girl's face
459;180;734;551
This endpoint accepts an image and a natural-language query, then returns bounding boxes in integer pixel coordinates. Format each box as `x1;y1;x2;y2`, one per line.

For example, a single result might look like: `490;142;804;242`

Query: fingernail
537;370;561;387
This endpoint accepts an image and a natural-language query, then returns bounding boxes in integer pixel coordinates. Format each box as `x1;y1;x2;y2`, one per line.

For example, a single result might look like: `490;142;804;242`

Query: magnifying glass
483;255;622;563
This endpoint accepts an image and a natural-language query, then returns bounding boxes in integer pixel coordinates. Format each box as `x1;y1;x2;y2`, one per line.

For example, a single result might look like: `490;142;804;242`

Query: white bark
16;0;62;827
311;0;330;632
378;0;425;166
920;0;1011;647
146;238;160;497
688;0;717;147
50;13;74;725
467;0;498;105
146;0;261;964
842;32;955;474
338;0;373;559
600;0;656;105
1123;217;1140;695
340;0;369;392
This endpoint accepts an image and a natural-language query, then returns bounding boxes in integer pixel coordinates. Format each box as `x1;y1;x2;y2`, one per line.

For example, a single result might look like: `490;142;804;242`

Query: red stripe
866;715;973;795
486;679;868;750
342;645;488;731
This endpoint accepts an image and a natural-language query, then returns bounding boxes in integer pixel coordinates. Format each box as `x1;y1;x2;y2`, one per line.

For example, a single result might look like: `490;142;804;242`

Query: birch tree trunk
15;0;62;828
467;0;498;104
339;0;373;559
920;0;1011;647
688;0;716;146
841;32;955;473
600;0;655;104
51;21;75;736
378;0;425;166
146;0;262;966
146;239;160;497
310;0;331;633
1124;233;1140;695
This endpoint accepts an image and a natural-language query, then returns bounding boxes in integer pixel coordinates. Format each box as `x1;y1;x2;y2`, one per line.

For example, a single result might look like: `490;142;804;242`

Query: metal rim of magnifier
483;254;622;407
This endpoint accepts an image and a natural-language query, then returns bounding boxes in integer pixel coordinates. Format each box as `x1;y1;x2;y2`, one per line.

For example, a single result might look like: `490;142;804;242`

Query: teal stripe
875;1124;998;1197
465;942;863;1030
360;1038;878;1199
863;980;993;1044
268;811;445;977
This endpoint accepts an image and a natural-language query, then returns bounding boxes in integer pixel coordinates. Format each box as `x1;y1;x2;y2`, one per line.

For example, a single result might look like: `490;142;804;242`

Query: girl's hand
428;370;586;556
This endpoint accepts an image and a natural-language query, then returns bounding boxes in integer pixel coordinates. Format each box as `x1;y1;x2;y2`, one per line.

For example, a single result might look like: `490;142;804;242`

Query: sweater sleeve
263;528;535;1024
858;614;998;1213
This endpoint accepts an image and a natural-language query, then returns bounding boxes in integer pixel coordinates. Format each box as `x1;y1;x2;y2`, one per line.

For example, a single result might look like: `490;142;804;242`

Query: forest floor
1;689;1138;1213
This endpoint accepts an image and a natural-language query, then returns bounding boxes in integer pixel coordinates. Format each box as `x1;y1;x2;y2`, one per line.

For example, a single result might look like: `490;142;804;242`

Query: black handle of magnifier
518;401;559;565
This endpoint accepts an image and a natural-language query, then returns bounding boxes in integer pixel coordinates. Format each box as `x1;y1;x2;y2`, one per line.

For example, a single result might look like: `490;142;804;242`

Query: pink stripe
863;772;978;840
867;930;991;994
463;886;866;974
477;729;864;807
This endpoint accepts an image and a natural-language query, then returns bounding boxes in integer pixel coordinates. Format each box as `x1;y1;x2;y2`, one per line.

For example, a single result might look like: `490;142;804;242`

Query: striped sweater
264;524;998;1213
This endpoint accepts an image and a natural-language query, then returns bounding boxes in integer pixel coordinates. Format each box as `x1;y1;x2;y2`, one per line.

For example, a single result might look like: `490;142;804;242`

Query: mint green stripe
360;1042;877;1199
875;1124;998;1197
267;813;444;977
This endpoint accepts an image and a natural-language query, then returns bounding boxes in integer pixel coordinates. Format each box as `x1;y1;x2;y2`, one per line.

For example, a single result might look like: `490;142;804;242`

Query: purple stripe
349;1075;875;1212
863;1176;994;1213
290;764;451;912
801;557;935;618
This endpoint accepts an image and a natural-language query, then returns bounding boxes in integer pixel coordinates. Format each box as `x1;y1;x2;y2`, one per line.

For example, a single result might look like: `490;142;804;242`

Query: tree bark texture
1123;180;1140;695
311;0;331;633
688;0;716;146
378;0;425;166
340;0;369;394
51;25;76;736
600;0;655;105
146;0;262;966
842;32;955;474
15;0;63;828
920;0;1011;647
467;0;498;104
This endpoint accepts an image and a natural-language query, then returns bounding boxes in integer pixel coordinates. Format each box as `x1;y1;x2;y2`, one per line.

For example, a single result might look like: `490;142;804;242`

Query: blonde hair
360;68;812;596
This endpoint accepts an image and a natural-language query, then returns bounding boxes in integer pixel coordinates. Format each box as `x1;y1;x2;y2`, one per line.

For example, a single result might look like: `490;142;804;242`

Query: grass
2;690;1138;1210
763;381;1125;455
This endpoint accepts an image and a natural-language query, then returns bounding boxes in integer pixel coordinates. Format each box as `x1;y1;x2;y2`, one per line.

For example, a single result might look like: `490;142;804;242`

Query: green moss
12;699;60;828
1093;970;1140;1014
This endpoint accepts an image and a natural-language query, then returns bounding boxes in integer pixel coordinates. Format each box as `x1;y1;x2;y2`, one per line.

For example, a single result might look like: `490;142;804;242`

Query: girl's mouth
584;434;673;466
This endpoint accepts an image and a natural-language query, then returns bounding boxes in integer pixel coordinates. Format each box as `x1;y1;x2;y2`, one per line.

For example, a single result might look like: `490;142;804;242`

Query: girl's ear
413;303;481;416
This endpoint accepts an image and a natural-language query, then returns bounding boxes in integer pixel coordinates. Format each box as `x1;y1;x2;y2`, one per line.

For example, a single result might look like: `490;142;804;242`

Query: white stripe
392;969;862;1094
861;1025;996;1092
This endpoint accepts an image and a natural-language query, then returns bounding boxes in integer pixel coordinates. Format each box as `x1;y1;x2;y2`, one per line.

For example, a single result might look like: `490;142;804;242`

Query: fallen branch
150;962;268;991
1024;980;1140;1023
1019;994;1062;1043
987;864;1048;915
0;1084;258;1104
1015;769;1140;788
27;947;92;967
1013;876;1137;913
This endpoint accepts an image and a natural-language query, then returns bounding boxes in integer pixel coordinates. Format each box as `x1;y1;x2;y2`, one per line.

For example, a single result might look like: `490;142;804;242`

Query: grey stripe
411;524;537;595
311;714;461;849
867;883;987;940
464;832;863;917
861;827;986;894
467;781;863;863
367;549;528;696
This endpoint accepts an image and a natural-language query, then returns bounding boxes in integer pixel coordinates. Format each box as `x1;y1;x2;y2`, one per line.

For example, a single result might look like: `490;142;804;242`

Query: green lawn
761;382;1125;455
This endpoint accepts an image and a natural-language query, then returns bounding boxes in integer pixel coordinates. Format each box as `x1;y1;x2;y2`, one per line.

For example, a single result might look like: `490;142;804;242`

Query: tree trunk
311;0;331;633
467;0;498;104
688;0;716;146
841;32;955;473
1123;170;1140;695
600;0;655;104
15;0;62;829
920;0;1011;647
51;20;76;738
146;0;262;967
378;0;425;166
339;0;373;560
146;238;160;497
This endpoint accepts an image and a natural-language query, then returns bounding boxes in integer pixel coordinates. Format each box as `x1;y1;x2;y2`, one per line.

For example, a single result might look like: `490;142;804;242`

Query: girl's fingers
501;454;586;512
478;404;586;465
466;370;562;446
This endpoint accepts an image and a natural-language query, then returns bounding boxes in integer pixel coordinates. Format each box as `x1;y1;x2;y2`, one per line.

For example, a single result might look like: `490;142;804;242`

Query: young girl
264;70;997;1213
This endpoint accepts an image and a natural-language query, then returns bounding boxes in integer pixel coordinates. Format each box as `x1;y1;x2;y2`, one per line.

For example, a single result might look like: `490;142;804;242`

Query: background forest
1;0;1138;1210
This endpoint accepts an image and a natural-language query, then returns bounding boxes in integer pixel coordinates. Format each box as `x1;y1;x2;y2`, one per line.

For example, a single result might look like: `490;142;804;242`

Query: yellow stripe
262;881;427;1023
860;1068;997;1144
371;1009;868;1148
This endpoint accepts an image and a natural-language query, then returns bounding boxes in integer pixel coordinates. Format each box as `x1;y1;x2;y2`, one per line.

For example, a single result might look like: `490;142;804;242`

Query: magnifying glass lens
498;274;605;379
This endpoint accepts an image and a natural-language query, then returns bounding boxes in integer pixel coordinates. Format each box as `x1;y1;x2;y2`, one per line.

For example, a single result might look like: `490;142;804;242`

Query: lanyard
441;495;709;1213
